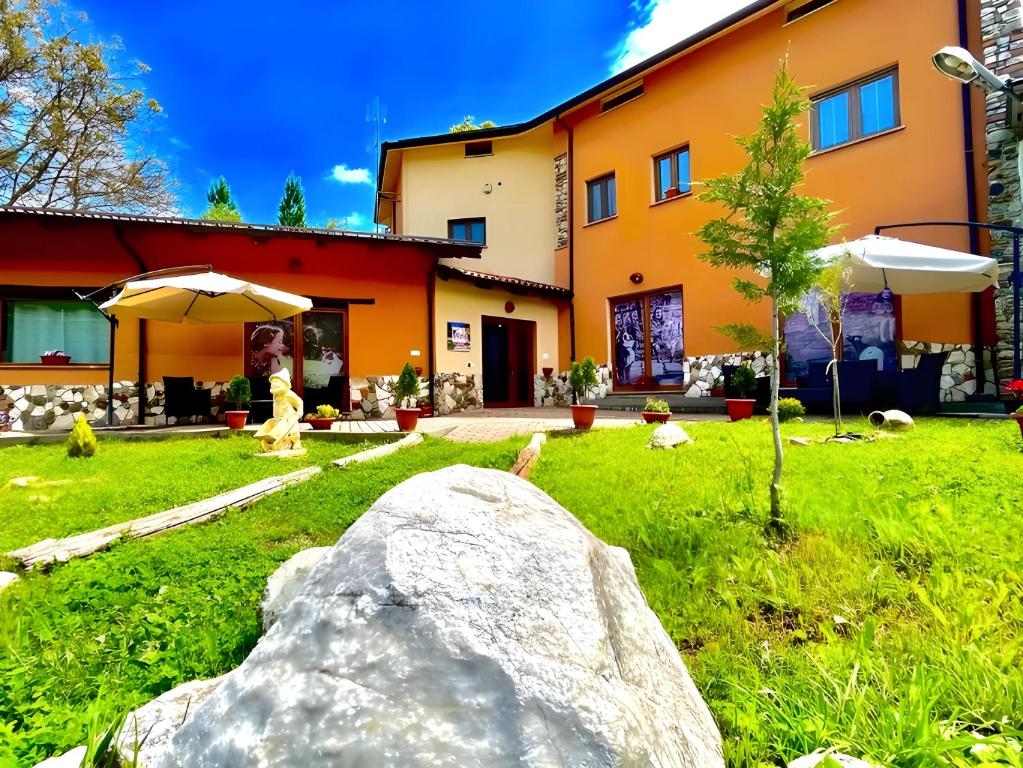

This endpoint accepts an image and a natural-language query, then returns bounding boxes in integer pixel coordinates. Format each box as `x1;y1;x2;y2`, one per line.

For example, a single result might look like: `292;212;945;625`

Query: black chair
836;359;878;413
781;360;833;412
163;377;212;422
896;351;949;414
248;375;273;423
326;375;351;412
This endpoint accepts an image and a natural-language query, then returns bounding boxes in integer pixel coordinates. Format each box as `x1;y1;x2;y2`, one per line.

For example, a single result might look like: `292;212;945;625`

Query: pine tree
202;177;240;221
277;175;307;227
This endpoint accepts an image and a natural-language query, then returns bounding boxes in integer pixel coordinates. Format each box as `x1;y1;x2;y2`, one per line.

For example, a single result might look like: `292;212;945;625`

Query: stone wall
534;364;613;407
983;0;1023;381
554;153;568;250
433;372;482;416
899;340;991;402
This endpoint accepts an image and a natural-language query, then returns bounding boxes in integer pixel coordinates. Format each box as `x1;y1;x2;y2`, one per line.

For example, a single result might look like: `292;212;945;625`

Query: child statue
253;368;306;456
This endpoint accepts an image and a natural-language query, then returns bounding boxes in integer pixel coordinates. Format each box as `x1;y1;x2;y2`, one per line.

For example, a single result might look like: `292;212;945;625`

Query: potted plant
710;376;725;398
664;186;681;200
542;366;554;378
393;362;421;432
1013;405;1023;439
305;404;339;430
224;375;252;430
641;397;671;424
726;363;757;422
568;356;600;429
41;349;71;365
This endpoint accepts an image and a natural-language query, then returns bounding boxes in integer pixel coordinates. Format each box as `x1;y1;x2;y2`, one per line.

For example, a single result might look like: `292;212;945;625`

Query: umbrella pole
1015;233;1021;380
107;317;117;427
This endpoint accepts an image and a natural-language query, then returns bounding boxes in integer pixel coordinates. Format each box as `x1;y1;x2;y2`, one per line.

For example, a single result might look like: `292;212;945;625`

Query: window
812;68;899;151
448;217;486;244
1;300;109;364
586;174;617;223
786;0;837;23
654;146;691;201
600;83;644;113
465;141;492;157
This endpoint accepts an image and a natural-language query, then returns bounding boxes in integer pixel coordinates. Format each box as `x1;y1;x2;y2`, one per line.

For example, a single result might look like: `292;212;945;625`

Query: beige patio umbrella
99;270;312;323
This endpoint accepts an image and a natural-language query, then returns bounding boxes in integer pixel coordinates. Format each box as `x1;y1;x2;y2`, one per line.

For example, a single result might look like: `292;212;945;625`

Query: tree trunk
770;294;784;521
831;354;843;436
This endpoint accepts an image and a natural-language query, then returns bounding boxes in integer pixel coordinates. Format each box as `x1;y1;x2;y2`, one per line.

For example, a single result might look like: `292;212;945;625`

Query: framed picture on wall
245;320;295;379
447;321;470;352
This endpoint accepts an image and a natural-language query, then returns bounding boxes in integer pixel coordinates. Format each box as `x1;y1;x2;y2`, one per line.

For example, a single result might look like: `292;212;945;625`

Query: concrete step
599;393;727;414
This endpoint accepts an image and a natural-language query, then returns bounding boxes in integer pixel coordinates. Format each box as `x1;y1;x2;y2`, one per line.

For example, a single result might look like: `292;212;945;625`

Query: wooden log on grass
332;432;423;468
8;465;321;571
510;432;547;479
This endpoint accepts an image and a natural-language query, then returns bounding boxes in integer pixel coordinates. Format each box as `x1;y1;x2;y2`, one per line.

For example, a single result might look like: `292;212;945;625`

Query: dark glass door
611;287;684;390
482;317;535;407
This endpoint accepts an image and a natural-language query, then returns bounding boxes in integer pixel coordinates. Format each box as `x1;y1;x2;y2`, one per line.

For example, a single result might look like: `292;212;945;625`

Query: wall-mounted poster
447;321;470;352
246;320;295;378
842;291;897;372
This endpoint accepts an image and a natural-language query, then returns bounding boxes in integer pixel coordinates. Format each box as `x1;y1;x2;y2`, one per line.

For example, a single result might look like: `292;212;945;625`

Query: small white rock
32;745;87;767
0;572;20;592
648;423;693;449
789;752;882;768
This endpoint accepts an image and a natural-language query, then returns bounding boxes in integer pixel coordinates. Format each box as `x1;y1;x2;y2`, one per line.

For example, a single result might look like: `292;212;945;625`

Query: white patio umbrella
99;270;312;323
814;234;999;295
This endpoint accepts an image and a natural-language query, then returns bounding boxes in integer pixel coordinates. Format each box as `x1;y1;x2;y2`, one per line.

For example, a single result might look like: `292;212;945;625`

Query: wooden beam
332;432;422;468
510;432;546;479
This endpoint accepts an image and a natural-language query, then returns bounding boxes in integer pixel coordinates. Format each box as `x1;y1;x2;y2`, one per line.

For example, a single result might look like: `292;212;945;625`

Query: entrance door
482;316;535;407
610;287;684;390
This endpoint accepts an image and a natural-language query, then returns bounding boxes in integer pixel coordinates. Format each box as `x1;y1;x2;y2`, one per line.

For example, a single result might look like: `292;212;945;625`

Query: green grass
0;435;376;552
0;435;525;767
529;418;1023;768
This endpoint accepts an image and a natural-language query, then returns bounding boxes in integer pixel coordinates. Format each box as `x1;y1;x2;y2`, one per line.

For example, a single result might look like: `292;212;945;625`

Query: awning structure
99;270;312;323
814;234;999;295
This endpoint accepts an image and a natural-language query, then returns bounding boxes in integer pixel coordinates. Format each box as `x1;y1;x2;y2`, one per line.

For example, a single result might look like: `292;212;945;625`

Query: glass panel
606;177;617;217
468;220;485;244
648;290;684;385
245;320;295;378
656;155;672;200
612;299;646;386
816;92;850;149
3;301;109;363
301;312;344;391
841;292;897;372
784;288;834;380
859;74;895;136
676;149;691;193
589;182;603;221
449;222;467;240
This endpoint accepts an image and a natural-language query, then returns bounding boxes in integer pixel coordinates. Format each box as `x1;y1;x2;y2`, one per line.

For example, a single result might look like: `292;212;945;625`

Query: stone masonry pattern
554;153;568;250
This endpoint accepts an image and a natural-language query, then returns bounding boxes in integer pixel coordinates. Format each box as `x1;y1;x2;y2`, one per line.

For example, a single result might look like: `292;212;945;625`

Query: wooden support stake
510;432;547;479
332;432;423;468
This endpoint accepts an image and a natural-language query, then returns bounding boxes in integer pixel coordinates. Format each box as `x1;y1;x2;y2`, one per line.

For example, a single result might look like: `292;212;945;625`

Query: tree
277;174;306;227
803;262;853;436
202;176;240;221
0;0;175;212
697;61;838;522
449;115;497;133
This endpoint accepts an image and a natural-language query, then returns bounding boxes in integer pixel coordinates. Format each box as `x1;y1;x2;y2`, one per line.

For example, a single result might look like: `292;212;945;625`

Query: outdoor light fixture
932;46;1022;100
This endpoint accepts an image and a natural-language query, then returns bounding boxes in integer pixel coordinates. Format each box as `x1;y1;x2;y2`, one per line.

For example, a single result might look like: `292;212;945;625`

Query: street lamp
932;45;1021;98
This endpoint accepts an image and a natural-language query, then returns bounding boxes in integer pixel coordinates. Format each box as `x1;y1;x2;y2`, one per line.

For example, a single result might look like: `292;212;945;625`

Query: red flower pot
40;353;71;365
1012;412;1023;438
711;387;725;398
664;187;680;199
726;399;756;422
542;367;554;378
395;407;420;432
570;404;598;429
225;410;249;430
306;417;335;431
641;411;671;424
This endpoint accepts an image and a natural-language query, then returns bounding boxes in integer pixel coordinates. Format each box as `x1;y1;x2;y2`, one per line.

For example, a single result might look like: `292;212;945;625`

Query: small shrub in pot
393;363;422;432
568;356;600;429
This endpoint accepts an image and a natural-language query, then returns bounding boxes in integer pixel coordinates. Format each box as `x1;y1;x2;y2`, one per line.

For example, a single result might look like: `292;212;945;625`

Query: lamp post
933;45;1023;380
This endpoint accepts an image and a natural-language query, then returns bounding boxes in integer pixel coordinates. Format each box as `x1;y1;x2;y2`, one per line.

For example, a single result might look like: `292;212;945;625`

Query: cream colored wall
435;279;559;376
400;127;556;284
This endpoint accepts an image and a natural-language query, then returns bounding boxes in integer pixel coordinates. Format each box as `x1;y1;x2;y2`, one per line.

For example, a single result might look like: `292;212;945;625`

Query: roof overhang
437;264;571;300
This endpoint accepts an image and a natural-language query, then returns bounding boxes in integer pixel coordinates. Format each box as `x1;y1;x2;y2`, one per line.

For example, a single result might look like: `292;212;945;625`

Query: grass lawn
0;435;377;553
529;418;1023;768
0;435;525;766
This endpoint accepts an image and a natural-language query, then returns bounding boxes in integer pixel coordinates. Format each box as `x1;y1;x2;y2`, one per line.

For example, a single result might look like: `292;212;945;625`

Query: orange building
378;0;993;405
0;207;479;429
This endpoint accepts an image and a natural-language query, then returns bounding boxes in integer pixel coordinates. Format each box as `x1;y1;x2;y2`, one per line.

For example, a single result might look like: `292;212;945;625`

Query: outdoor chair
781;360;832;412
248;375;273;423
894;351;949;414
835;359;877;413
326;375;351;413
162;377;212;423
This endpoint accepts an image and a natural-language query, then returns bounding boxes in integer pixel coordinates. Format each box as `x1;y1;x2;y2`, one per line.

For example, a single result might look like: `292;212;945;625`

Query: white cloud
611;0;756;73
328;164;373;185
326;211;374;232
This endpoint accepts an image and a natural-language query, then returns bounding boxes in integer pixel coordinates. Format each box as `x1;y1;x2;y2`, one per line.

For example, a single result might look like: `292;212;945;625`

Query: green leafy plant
314;404;340;419
393;363;421;408
644;397;670;413
1015;404;1023;415
225;376;251;409
776;397;805;422
697;59;838;521
568;356;600;405
731;364;757;399
277;174;306;227
66;414;98;458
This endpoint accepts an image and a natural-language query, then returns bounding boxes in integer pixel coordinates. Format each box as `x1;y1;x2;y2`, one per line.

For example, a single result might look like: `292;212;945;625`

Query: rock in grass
789;751;883;768
161;465;725;767
260;546;331;631
648;422;693;449
0;572;19;593
117;676;225;766
32;746;87;767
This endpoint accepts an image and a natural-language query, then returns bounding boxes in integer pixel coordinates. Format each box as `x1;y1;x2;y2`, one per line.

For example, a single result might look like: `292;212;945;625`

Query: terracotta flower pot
40;353;71;365
1012;412;1023;438
306;417;335;431
225;410;249;430
641;411;671;424
394;407;420;432
570;404;598;429
542;367;554;378
726;398;756;422
664;187;680;199
711;387;725;398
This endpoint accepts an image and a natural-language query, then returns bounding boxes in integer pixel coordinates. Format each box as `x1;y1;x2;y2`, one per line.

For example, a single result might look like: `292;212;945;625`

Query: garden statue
254;368;307;457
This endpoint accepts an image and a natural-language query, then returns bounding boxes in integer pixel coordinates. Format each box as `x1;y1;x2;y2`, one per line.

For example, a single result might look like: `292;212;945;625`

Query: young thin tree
697;61;837;521
0;0;175;212
202;176;240;221
277;174;306;227
803;262;852;436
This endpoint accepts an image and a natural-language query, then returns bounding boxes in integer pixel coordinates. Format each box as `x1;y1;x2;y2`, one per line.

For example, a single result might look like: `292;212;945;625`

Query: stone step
599;394;727;414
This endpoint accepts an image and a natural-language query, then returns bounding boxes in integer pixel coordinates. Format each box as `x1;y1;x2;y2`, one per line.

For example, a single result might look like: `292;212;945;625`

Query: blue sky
82;1;750;228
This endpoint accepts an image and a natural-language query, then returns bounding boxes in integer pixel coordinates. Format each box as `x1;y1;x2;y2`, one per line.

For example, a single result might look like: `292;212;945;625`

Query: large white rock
160;466;724;767
648;422;693;449
260;547;332;631
32;746;87;767
118;677;224;766
789;752;882;768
